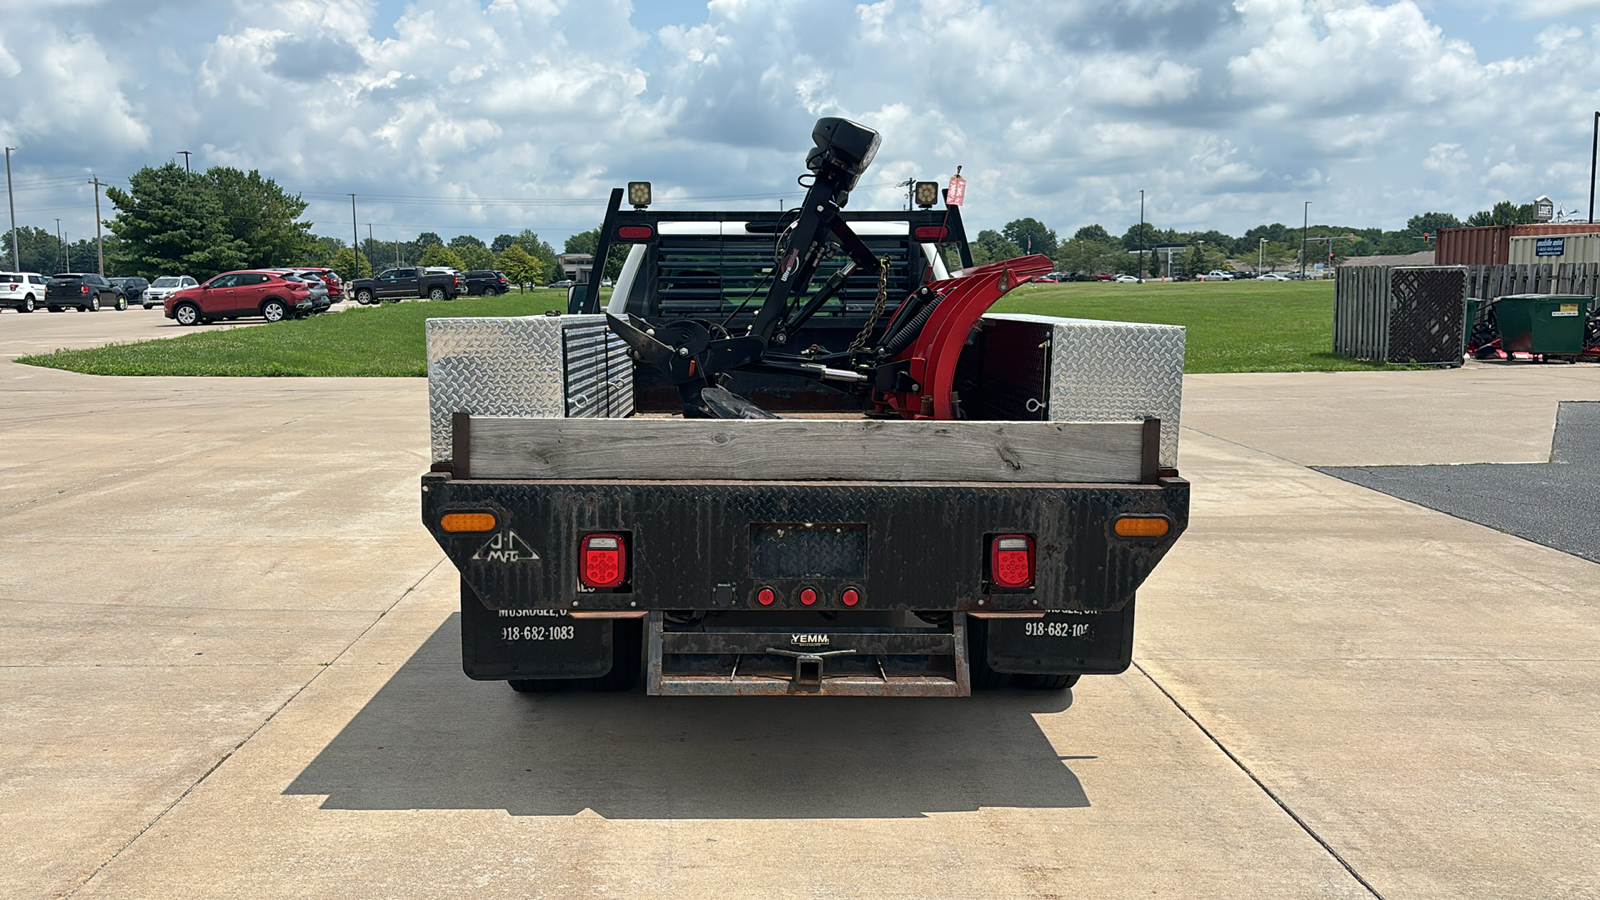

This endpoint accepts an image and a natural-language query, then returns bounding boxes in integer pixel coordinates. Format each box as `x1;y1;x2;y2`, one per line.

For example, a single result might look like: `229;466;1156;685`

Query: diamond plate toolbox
427;315;634;462
982;314;1185;467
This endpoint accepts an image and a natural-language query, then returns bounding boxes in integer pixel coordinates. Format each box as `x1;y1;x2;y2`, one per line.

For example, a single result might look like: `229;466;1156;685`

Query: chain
846;257;892;354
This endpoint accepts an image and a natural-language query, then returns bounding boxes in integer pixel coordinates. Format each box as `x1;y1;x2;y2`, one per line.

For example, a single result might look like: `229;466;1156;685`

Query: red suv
166;270;313;325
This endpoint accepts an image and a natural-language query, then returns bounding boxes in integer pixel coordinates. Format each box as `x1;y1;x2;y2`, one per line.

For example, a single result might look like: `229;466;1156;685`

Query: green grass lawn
18;279;1389;377
992;279;1389;374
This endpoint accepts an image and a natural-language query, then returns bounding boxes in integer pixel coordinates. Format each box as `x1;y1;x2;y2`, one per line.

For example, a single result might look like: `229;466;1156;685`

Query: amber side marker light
441;512;497;533
1115;516;1170;538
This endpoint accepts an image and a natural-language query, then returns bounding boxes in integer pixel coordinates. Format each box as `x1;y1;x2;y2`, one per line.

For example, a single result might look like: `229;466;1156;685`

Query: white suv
142;275;199;309
0;272;51;312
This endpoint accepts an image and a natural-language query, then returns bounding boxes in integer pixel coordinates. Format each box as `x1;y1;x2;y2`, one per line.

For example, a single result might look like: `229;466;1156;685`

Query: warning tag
472;530;539;563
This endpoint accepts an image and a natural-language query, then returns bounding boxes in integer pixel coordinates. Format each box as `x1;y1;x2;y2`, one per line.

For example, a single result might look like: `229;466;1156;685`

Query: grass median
17;279;1386;377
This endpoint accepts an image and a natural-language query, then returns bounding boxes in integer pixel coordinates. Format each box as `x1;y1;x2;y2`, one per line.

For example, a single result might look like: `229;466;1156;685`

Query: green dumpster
1493;294;1592;356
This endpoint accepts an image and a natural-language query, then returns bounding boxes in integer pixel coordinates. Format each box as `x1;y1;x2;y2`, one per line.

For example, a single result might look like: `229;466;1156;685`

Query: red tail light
80;285;89;294
617;225;654;240
756;587;776;606
799;587;818;606
579;534;626;589
990;535;1034;589
913;226;948;241
841;588;860;607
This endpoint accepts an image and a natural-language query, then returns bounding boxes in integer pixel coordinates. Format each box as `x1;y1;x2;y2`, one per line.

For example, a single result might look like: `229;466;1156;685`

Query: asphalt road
2;316;1598;899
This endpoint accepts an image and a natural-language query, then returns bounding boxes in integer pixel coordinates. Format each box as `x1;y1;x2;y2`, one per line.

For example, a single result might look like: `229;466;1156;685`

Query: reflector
617;225;654;240
1114;516;1170;538
913;226;948;241
799;587;818;606
440;512;497;532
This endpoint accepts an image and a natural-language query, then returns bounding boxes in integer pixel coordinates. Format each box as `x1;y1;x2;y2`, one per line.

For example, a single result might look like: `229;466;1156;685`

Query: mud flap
458;578;615;680
982;601;1136;676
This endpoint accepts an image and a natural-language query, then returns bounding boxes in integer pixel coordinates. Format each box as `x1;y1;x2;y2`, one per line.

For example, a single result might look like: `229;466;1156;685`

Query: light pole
54;218;61;272
4;146;17;272
1138;189;1146;282
1301;201;1311;279
348;194;359;276
177;150;193;175
1590;110;1598;224
1258;237;1267;273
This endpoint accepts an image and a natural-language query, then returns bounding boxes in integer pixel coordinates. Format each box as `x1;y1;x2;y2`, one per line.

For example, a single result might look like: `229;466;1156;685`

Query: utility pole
1259;237;1267;273
1301;201;1311;279
1138;189;1146;282
1590;110;1598;224
4;146;17;272
349;194;359;275
89;176;105;276
177;150;193;175
54;218;62;273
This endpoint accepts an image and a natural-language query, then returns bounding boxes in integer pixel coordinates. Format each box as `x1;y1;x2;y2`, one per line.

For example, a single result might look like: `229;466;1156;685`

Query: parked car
1031;273;1063;283
165;270;312;325
1093;273;1115;282
1255;272;1291;281
1197;270;1237;282
548;279;576;289
0;272;51;312
143;275;200;309
463;269;511;296
109;276;150;305
285;266;343;302
45;273;126;311
1113;274;1140;284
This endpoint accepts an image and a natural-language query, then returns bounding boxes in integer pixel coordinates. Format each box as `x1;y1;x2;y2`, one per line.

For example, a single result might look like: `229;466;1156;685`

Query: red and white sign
945;173;966;207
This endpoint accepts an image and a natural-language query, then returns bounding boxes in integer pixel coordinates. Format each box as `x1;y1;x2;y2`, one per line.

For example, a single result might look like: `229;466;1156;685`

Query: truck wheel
261;299;287;322
965;616;1007;689
173;302;201;326
428;286;447;302
1019;673;1080;690
355;289;374;305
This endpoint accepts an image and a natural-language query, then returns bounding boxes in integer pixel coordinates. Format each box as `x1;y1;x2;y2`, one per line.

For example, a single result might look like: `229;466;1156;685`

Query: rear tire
88;296;100;311
261;299;287;322
22;297;34;313
482;287;497;297
428;286;447;302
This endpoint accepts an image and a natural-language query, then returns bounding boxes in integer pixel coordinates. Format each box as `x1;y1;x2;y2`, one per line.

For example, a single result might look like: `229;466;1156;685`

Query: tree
563;227;627;279
1054;237;1120;276
418;246;465;270
496;243;544;288
1072;224;1112;244
491;233;518;253
970;229;1022;265
1406;211;1462;237
105;162;247;279
1120;223;1160;252
332;247;372;281
512;229;560;276
452;240;496;271
206;167;315;268
2;225;65;274
1467;201;1536;227
1002;217;1057;257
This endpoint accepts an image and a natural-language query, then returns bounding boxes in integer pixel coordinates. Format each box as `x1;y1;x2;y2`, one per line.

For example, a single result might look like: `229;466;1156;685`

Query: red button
756;588;776;606
841;589;860;607
799;588;818;606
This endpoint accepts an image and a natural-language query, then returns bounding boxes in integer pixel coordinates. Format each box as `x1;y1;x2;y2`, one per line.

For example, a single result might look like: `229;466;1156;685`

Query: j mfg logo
472;530;539;564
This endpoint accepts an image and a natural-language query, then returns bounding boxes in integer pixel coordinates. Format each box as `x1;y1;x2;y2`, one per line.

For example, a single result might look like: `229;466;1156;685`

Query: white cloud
1;0;1599;246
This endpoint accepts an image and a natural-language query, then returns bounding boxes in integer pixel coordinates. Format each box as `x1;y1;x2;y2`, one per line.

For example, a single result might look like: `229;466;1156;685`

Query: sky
2;0;1599;252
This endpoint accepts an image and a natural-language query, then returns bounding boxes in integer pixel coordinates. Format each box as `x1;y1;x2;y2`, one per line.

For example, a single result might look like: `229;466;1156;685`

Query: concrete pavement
1;321;1597;898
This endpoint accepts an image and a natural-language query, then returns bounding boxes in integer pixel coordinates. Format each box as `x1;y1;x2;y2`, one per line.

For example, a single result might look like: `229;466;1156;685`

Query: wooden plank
466;416;1149;484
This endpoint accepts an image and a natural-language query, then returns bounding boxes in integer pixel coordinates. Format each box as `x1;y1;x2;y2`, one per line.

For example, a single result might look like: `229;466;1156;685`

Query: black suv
109;276;150;304
45;273;127;311
463;269;511;296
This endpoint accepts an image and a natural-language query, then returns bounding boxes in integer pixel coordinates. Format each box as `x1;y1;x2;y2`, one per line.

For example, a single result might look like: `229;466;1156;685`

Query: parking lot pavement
0;301;360;362
2;335;1598;898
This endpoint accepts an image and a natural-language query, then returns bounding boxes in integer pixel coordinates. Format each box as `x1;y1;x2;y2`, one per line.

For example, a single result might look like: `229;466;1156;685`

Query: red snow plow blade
877;254;1055;419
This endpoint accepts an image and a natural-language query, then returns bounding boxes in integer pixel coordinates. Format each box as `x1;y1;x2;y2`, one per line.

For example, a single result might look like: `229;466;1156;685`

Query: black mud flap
459;579;615;680
982;601;1136;676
